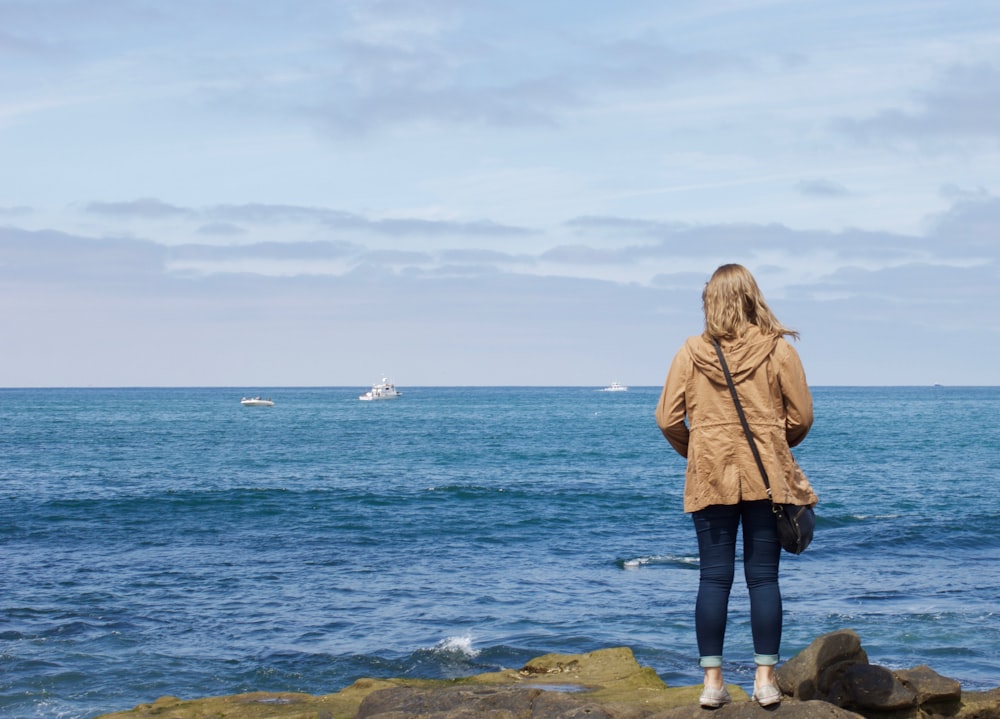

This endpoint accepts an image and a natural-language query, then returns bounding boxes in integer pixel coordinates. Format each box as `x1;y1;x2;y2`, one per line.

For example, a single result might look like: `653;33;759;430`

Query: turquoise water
1;386;998;718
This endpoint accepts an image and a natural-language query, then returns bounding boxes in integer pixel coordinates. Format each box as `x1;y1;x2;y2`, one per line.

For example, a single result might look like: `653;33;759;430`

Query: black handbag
713;339;815;555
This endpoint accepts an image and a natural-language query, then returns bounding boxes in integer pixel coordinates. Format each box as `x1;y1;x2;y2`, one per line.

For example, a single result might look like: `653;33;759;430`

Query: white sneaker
752;681;781;706
699;685;732;708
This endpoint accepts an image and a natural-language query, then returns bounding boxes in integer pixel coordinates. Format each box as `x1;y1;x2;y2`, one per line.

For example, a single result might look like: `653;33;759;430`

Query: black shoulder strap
712;338;772;497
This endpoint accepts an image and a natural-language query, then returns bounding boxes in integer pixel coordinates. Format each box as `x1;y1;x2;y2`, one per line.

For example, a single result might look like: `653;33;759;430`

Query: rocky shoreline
97;629;1000;719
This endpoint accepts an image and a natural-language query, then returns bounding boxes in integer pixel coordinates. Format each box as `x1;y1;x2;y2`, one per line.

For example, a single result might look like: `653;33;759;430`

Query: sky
2;0;999;387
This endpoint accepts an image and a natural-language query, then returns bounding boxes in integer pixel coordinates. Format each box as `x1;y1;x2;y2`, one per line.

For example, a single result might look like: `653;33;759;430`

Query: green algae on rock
96;636;1000;719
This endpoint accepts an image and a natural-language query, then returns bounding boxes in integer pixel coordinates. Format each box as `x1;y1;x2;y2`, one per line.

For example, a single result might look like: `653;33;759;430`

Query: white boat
599;381;628;392
241;396;274;407
359;378;402;401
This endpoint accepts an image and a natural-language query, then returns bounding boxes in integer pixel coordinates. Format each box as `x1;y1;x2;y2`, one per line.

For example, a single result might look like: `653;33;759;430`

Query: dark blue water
1;386;998;718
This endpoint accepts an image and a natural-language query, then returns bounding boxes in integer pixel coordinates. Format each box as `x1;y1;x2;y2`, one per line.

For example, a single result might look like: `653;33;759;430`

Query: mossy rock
96;646;735;719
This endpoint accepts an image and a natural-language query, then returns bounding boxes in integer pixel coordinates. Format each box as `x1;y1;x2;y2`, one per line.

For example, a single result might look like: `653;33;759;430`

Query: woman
655;264;817;708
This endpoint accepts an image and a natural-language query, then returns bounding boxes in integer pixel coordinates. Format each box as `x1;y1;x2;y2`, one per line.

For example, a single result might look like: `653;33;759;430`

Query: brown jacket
656;325;817;513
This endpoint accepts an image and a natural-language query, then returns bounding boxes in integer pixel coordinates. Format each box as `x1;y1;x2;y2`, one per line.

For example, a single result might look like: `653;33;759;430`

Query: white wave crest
623;554;698;570
433;634;480;658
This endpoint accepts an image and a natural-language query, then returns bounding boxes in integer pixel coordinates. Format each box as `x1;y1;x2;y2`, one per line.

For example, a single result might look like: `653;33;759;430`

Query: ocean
1;385;998;718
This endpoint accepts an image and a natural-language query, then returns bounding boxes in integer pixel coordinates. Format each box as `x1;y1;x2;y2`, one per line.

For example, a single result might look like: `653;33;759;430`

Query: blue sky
2;0;998;387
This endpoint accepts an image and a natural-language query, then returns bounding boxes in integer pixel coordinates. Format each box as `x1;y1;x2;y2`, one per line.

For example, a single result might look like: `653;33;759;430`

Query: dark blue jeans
692;500;782;668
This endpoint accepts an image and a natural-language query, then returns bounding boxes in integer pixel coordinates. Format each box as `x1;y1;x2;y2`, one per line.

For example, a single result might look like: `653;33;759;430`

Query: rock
955;687;1000;719
895;665;962;708
98;690;354;719
778;628;869;701
834;664;917;711
648;700;866;719
356;685;615;719
95;635;1000;719
454;646;717;715
776;629;994;719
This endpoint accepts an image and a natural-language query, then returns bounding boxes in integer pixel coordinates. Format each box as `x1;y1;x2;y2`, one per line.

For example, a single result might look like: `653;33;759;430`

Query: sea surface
1;386;998;718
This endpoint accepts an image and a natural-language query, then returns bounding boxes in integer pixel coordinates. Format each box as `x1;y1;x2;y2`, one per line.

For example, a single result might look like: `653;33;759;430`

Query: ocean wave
430;635;481;659
620;554;698;570
423;484;515;496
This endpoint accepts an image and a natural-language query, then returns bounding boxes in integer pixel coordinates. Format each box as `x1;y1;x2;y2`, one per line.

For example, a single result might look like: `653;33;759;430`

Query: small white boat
359;378;402;401
241;396;274;407
599;381;628;392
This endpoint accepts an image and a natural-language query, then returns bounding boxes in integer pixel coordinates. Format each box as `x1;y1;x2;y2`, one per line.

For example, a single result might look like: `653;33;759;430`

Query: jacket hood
685;325;779;386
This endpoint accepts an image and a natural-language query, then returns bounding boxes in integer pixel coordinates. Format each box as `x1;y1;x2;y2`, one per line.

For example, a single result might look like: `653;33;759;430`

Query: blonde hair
702;264;798;341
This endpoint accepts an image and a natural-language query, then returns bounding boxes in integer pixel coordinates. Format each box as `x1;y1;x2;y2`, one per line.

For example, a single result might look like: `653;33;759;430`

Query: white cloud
2;0;1000;386
834;63;1000;147
795;179;851;198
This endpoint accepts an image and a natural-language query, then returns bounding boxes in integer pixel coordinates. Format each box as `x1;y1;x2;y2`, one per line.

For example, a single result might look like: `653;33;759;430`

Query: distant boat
359;378;402;401
241;396;274;407
599;381;628;392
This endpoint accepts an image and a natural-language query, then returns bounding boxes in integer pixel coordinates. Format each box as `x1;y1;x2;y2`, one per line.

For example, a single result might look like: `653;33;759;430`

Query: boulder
895;665;962;709
777;629;992;719
831;664;917;711
778;628;869;701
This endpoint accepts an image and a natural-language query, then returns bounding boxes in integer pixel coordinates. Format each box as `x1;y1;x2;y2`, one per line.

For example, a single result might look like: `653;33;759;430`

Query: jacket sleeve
777;340;813;448
656;348;690;457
